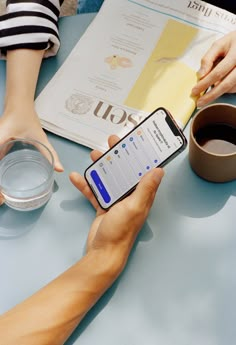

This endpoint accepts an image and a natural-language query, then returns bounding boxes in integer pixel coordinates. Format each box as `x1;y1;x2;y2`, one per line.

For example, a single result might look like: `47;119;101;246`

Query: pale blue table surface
0;13;236;345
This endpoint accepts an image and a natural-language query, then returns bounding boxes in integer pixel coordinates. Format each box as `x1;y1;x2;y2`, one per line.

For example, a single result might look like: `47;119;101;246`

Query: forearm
4;49;44;113
0;47;63;171
0;247;126;345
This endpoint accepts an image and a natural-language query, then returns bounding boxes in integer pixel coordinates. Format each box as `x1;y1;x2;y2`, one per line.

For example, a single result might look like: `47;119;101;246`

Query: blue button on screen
90;170;111;203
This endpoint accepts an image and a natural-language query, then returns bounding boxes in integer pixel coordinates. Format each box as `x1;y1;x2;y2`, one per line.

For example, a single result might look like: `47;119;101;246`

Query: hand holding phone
84;107;187;209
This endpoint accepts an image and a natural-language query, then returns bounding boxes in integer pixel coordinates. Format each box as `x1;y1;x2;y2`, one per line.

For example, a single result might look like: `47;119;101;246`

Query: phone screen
84;107;187;209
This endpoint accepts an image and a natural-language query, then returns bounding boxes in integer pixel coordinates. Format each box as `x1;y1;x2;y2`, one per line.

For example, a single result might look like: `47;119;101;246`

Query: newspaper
35;0;236;151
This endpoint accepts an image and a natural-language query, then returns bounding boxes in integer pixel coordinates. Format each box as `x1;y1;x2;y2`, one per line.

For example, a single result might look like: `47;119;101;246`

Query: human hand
0;108;63;205
0;108;64;172
191;31;236;107
70;135;164;271
0;108;64;206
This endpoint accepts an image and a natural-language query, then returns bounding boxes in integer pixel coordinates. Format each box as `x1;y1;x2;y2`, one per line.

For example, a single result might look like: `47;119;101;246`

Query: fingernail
55;162;64;172
197;67;206;78
191;88;198;96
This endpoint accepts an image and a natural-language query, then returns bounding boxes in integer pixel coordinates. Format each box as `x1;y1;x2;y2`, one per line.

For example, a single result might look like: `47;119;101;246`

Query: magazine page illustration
35;0;236;151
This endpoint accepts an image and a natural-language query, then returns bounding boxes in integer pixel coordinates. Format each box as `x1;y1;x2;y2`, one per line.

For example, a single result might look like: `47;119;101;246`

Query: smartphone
84;107;187;210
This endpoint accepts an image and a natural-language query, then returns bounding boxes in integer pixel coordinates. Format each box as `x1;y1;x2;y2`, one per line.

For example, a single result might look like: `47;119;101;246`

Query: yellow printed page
125;19;199;128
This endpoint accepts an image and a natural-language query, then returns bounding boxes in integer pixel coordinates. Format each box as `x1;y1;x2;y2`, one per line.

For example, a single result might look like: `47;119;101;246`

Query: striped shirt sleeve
0;0;64;59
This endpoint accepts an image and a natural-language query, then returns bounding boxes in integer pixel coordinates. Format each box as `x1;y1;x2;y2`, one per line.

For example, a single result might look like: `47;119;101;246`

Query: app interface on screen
85;109;184;208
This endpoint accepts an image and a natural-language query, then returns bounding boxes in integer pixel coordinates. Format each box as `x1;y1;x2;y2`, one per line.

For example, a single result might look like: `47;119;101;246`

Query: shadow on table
0;204;45;239
0;181;59;240
65;221;153;345
166;156;236;218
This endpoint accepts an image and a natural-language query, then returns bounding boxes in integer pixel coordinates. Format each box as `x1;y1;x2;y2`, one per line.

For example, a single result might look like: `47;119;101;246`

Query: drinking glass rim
0;138;54;195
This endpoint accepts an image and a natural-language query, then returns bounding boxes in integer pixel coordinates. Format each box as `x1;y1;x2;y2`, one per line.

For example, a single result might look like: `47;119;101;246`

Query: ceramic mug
189;103;236;183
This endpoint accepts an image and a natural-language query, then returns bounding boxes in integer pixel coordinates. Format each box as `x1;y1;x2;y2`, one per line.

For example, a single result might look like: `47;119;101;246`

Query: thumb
130;168;164;209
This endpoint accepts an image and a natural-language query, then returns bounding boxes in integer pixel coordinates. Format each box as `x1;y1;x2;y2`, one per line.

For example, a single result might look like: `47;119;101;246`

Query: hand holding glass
0;139;54;211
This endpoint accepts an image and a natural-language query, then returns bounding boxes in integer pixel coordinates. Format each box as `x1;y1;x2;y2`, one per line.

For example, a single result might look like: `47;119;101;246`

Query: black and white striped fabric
0;0;64;58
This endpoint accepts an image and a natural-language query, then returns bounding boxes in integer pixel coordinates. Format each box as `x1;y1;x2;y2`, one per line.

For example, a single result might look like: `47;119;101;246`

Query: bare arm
0;248;124;345
4;49;44;111
0;49;63;205
0;141;164;345
1;49;63;171
0;0;63;172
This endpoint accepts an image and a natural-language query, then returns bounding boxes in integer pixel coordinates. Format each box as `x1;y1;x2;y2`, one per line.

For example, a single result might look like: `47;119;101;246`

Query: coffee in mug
189;103;236;182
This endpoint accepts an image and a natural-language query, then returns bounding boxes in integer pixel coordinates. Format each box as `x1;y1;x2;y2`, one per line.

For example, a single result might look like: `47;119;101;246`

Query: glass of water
0;139;54;211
